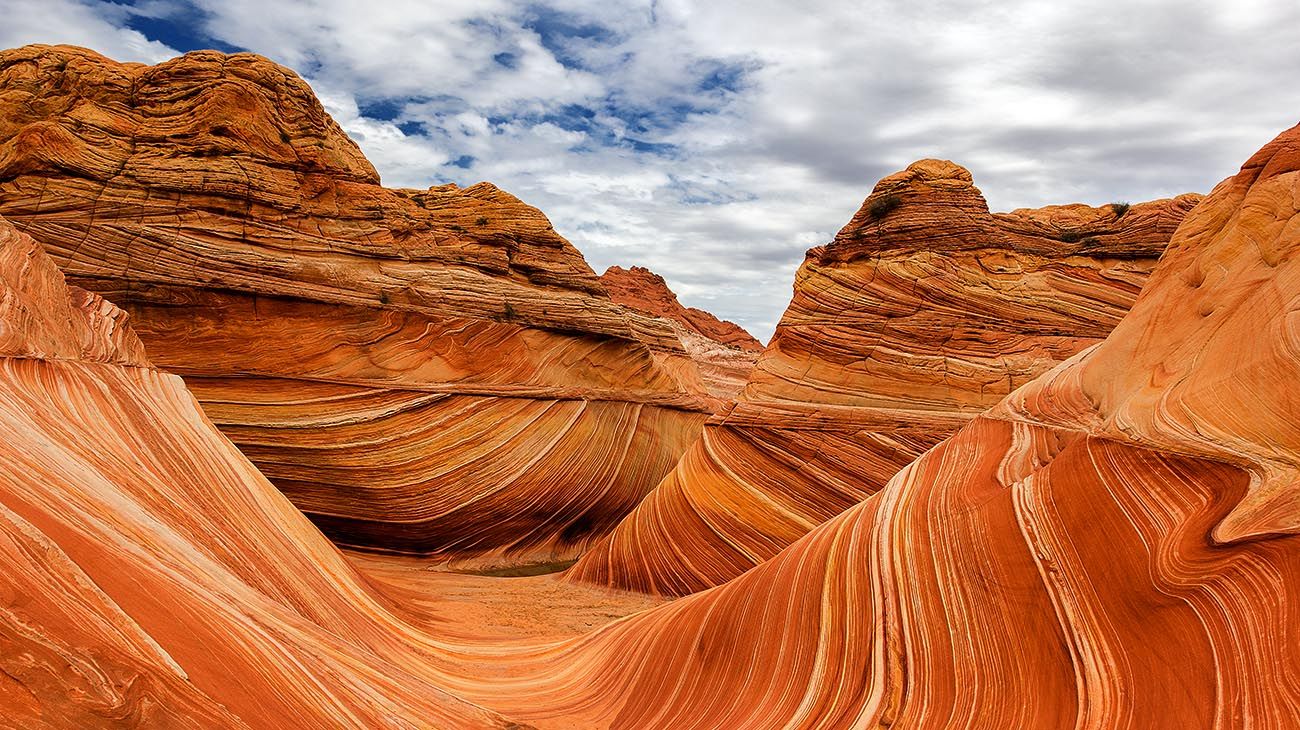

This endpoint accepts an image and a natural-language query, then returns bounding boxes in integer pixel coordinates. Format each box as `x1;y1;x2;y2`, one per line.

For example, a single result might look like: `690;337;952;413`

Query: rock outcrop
602;264;760;398
449;120;1300;729
0;44;714;566
4;45;1300;726
601;265;762;351
569;159;1201;595
0;214;514;727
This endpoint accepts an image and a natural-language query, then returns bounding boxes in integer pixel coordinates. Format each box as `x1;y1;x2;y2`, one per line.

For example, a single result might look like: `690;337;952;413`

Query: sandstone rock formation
3;48;1300;726
569;159;1201;595
0;214;515;727
0;44;715;566
601;265;762;351
602;264;760;398
446;120;1300;729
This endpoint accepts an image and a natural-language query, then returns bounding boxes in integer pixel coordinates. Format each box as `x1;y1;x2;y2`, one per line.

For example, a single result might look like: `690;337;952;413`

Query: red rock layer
0;217;148;366
4;120;1300;730
0;214;512;727
601;264;761;398
447;121;1300;729
569;160;1200;595
0;45;714;565
601;265;762;351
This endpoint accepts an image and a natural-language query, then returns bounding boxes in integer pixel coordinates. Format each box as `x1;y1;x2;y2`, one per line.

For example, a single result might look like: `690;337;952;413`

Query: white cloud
6;0;1300;340
0;0;178;63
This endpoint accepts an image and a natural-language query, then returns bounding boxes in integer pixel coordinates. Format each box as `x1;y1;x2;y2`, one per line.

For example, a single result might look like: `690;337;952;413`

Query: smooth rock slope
0;214;513;727
570;159;1200;595
0;44;714;566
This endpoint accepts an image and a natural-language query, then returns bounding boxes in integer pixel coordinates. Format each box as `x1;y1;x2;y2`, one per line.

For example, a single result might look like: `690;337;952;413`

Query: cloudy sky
3;0;1299;340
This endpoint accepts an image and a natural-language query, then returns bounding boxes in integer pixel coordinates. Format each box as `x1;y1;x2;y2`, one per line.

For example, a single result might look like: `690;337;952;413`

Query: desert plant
1110;201;1131;218
1058;229;1085;243
475;216;490;226
867;193;902;219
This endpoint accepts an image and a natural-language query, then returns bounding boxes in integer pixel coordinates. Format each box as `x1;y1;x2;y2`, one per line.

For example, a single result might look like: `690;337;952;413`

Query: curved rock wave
570;158;1200;595
0;45;717;564
3;45;1299;730
452;121;1300;729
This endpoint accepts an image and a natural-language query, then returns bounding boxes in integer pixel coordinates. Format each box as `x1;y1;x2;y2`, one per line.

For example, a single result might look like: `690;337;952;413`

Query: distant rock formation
569;158;1201;595
602;265;762;351
0;44;716;566
602;264;761;398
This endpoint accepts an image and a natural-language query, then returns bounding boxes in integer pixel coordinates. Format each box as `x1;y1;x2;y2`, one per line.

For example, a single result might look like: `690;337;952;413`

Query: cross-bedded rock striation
0;44;715;565
4;118;1299;730
569;157;1201;595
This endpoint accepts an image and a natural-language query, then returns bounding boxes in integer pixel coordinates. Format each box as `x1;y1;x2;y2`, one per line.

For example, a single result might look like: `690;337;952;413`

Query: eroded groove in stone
4;44;1300;730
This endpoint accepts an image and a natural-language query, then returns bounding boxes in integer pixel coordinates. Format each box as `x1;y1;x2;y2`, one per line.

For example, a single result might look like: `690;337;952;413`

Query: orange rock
0;218;148;366
3;84;1300;730
0;44;716;566
601;265;762;351
602;264;760;398
0;213;514;727
448;121;1300;730
569;159;1201;595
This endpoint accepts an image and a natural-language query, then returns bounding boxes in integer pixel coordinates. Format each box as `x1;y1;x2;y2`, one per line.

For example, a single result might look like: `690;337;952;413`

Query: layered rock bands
0;45;716;566
570;159;1201;595
601;264;761;399
3;112;1299;730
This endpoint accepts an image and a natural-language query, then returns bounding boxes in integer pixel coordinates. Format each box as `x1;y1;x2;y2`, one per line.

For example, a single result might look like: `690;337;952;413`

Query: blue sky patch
694;59;755;95
358;98;406;122
397;120;424;136
120;0;243;54
521;5;619;70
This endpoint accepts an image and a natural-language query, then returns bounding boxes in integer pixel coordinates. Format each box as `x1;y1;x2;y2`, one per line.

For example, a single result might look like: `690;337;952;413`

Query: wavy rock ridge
3;117;1298;729
448;121;1300;729
601;264;761;399
0;213;516;727
570;159;1201;595
0;45;713;565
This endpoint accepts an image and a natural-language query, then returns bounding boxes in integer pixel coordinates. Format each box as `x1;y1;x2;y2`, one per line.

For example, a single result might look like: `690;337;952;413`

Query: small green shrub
1059;229;1085;243
867;193;902;219
1110;201;1131;218
475;216;490;226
